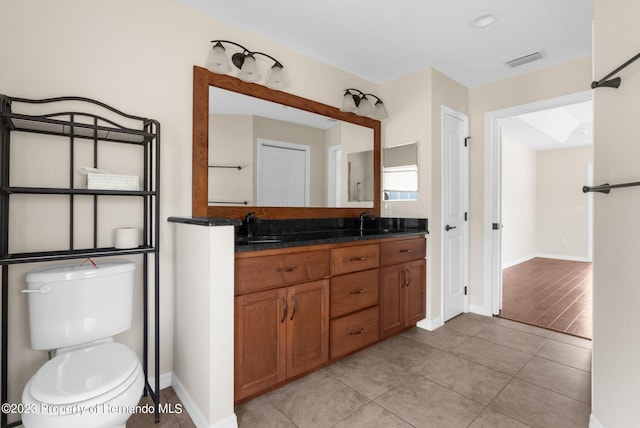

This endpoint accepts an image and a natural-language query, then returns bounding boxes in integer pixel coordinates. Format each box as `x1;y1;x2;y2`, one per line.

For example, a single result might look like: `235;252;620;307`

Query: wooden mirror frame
192;65;381;219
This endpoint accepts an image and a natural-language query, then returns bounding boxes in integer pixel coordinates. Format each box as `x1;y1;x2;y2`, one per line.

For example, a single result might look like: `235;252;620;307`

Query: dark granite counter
169;216;428;253
234;217;428;253
168;216;242;227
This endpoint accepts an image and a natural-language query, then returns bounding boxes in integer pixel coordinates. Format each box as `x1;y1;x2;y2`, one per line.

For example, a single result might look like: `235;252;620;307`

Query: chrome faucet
244;212;261;238
359;211;375;230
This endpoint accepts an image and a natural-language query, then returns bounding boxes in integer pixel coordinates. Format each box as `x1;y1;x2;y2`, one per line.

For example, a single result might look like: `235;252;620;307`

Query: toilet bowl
21;341;144;428
21;261;144;428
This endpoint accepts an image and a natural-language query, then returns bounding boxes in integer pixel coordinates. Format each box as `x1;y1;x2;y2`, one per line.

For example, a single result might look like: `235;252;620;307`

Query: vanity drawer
235;249;330;295
330;270;379;318
330;306;379;359
380;237;426;266
331;244;379;276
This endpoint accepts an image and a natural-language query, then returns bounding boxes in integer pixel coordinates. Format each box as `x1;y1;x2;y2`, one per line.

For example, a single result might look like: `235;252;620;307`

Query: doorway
484;90;593;338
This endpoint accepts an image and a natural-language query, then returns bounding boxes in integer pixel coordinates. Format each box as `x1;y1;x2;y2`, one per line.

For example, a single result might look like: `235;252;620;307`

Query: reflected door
258;139;310;206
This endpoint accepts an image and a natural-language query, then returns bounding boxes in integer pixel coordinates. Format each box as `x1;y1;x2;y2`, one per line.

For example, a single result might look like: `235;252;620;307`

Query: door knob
445;224;457;231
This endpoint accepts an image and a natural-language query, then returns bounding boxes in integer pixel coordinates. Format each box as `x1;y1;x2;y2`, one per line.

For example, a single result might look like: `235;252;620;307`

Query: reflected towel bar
583;181;640;194
209;200;248;205
591;51;640;89
209;165;242;170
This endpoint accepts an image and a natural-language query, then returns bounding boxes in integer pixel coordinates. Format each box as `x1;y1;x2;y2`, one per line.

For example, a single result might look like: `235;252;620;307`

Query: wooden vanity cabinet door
286;280;330;378
235;288;287;401
404;259;426;325
379;258;427;339
379;264;405;338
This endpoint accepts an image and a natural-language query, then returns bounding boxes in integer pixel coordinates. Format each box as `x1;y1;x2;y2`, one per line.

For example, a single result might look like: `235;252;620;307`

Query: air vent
505;51;544;68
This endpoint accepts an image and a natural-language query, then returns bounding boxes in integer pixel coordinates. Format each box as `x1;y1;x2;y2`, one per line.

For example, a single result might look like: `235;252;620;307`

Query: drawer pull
349;328;365;335
276;266;298;273
400;249;412;253
349;288;366;295
349;256;366;261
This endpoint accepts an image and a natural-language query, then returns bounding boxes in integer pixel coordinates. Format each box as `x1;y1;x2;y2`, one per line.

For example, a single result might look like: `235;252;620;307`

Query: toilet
21;260;144;428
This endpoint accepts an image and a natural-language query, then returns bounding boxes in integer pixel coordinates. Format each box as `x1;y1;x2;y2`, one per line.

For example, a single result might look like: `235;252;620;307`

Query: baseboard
148;371;173;391
171;374;238;428
502;254;536;269
590;414;605;428
417;316;443;331
535;253;591;263
469;304;494;317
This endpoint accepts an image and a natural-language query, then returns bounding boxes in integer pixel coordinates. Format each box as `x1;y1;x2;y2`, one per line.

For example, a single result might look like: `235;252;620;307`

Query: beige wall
592;0;640;425
502;144;592;266
210;114;254;205
502;138;537;265
0;0;379;421
468;57;592;312
536;146;592;259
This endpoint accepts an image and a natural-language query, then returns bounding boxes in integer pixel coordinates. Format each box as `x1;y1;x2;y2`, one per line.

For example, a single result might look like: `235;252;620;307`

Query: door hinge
492;223;501;230
464;286;468;295
464;212;468;221
464;137;470;147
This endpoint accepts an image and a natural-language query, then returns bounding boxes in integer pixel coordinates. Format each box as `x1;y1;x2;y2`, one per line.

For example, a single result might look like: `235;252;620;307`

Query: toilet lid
29;342;139;405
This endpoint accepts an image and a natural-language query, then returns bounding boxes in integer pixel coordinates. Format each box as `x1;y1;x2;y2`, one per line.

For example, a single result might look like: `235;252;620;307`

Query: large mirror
192;66;381;219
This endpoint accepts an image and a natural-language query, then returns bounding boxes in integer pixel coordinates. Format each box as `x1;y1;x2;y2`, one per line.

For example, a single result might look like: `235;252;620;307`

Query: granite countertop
168;216;428;253
234;227;428;252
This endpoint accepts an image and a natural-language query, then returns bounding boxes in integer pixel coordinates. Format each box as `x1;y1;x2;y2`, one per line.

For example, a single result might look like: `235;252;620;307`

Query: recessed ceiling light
470;11;500;28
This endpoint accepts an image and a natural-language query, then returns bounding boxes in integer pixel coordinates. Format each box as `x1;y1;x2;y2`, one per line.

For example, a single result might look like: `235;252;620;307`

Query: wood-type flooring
501;257;592;339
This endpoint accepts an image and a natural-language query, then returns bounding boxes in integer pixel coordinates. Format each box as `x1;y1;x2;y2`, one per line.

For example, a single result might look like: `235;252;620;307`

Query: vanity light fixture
207;40;287;90
340;88;388;120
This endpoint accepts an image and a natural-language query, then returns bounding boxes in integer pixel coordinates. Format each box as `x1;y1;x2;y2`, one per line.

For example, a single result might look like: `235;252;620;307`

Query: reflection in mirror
383;142;419;202
348;150;374;202
208;86;374;208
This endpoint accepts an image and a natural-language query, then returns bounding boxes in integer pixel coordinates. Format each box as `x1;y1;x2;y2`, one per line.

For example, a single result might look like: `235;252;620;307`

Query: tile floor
236;313;592;428
127;387;195;428
127;313;592;428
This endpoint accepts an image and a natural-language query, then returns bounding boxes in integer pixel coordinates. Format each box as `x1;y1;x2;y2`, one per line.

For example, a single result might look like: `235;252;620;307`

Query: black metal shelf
0;246;156;265
2;186;157;196
0;95;161;427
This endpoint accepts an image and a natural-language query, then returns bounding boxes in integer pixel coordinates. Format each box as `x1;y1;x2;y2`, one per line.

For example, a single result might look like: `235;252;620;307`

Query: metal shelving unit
0;95;160;427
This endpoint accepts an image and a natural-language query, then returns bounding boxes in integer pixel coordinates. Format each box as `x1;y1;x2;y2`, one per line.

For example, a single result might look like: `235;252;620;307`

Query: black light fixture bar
208;39;287;89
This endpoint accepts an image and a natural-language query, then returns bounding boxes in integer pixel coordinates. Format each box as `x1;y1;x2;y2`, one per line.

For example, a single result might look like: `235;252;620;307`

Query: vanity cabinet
234;249;330;401
379;237;427;339
234;235;426;403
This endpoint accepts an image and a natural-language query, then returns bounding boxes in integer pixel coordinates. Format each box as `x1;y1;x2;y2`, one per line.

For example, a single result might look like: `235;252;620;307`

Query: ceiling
177;0;593;87
501;100;593;151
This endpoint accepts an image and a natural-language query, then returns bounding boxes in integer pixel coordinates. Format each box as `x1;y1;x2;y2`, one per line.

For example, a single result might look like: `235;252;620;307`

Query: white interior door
258;139;310;206
442;107;469;321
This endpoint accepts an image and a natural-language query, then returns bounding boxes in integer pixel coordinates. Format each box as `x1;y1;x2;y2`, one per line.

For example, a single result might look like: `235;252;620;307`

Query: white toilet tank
25;260;136;350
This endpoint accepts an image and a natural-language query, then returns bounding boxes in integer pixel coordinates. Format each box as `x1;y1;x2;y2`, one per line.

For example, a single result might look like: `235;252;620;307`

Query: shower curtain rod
591;51;640;89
